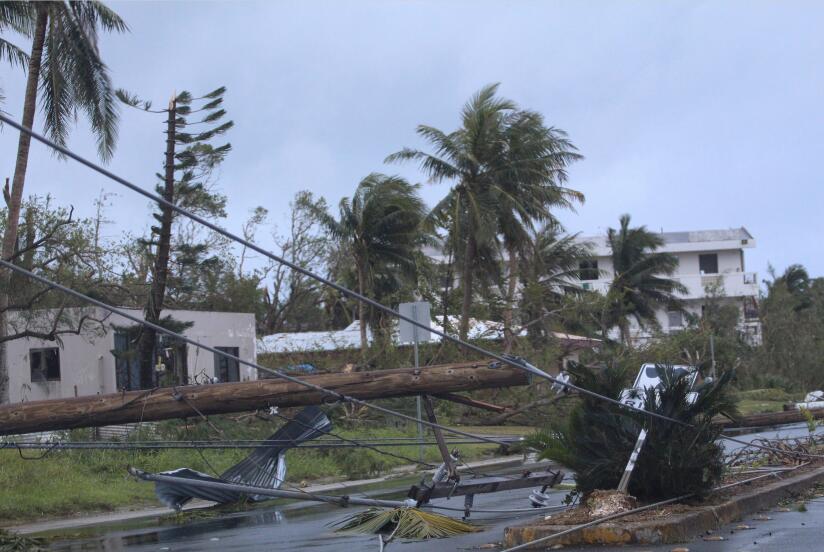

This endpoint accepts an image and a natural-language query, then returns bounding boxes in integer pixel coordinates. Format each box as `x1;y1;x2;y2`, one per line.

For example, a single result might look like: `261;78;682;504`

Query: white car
619;363;700;410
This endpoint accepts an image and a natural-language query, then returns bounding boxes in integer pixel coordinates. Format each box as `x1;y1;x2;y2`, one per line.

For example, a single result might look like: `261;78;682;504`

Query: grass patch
737;399;786;415
0;421;501;523
735;388;795;402
734;388;797;415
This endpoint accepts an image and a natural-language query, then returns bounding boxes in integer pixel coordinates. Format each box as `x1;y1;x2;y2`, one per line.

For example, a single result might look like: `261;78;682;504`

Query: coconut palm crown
387;83;583;340
602;214;687;343
307;173;429;352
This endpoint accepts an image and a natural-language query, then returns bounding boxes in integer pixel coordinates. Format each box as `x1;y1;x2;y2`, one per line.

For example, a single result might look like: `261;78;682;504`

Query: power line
0;115;815;465
1;228;816;465
0;259;507;448
500;467;800;552
0;113;693;428
0;438;520;451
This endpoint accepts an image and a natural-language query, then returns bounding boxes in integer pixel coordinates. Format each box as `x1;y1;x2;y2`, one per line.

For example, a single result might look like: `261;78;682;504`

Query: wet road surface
44;423;817;551
563;499;824;552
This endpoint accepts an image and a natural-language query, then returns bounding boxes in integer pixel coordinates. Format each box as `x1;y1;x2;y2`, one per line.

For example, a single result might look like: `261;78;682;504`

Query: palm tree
308;174;428;353
0;3;31;74
0;1;126;404
387;84;582;341
602;214;687;344
518;224;592;344
527;362;738;501
495;109;583;348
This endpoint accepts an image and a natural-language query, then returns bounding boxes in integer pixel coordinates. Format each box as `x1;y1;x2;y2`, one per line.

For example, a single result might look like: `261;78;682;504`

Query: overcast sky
1;1;822;279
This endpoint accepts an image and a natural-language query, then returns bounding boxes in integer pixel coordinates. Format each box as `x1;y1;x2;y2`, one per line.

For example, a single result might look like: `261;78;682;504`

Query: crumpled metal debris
149;406;331;510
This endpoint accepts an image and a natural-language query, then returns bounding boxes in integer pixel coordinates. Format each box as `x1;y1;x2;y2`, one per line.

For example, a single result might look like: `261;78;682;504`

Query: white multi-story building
425;226;761;345
576;227;760;344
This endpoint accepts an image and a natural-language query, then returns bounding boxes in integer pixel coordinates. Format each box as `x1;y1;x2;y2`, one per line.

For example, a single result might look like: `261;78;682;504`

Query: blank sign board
398;301;432;343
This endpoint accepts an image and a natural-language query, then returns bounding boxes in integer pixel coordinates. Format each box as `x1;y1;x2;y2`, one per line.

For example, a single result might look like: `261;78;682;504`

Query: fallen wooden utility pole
716;408;824;430
0;361;528;436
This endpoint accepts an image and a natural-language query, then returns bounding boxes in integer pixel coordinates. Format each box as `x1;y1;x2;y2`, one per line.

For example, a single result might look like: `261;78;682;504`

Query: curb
504;465;824;548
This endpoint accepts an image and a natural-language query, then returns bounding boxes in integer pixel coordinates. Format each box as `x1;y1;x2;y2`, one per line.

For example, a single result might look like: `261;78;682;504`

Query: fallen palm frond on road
0;529;47;552
332;506;478;539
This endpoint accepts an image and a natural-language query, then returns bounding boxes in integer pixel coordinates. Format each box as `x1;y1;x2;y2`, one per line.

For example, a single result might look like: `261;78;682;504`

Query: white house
5;307;257;404
575;227;760;343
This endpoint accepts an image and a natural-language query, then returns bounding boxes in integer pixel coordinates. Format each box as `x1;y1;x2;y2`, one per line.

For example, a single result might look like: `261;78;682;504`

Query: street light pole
413;303;424;464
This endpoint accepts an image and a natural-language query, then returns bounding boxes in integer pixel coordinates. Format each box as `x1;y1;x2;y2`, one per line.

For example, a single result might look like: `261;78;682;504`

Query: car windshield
639;365;693;389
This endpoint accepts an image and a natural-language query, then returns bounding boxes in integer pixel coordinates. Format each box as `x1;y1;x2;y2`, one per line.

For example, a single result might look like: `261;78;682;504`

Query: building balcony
578;271;759;300
673;271;759;300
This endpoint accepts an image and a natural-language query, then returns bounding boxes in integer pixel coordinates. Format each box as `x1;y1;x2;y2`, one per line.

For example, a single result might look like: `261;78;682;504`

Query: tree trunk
459;232;475;341
357;260;368;355
502;243;518;353
138;96;176;389
0;8;48;405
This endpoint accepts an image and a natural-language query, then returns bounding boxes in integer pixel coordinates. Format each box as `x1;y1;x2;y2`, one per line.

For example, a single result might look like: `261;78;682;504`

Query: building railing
577;271;758;300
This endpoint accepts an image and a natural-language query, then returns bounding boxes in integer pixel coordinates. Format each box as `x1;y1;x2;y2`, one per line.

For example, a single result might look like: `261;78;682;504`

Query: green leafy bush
527;362;738;501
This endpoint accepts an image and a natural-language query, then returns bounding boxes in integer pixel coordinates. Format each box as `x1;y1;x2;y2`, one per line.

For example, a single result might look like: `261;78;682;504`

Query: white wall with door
5;307;257;403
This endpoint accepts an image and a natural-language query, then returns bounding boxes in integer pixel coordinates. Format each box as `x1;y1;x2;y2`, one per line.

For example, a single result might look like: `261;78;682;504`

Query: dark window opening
215;347;240;382
113;331;141;391
699;253;719;274
667;310;683;328
30;348;60;382
743;297;759;320
579;260;599;281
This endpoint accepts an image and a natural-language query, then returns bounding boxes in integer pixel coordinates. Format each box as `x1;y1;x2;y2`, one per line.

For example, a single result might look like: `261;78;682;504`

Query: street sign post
399;301;432;463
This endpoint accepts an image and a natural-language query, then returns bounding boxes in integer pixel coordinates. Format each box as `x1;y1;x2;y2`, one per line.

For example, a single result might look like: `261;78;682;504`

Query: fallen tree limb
483;393;574;426
433;392;508;413
0;361;529;435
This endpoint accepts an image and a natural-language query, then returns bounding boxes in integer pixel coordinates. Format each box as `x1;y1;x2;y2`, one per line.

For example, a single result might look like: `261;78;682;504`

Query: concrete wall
5;307;257;404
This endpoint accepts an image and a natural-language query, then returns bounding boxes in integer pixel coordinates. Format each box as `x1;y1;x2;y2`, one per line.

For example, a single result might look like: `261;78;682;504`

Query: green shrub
527;362;738;501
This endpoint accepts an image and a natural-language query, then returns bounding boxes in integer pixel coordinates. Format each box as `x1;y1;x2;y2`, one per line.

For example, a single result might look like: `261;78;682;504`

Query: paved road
563;499;824;552
47;477;564;551
45;422;818;551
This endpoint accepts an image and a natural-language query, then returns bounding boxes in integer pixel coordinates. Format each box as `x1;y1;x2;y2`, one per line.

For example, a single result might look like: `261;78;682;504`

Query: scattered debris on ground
585;489;638;516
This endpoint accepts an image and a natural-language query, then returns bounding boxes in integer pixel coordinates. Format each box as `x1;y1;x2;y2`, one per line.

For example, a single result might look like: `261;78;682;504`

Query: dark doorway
215;347;240;382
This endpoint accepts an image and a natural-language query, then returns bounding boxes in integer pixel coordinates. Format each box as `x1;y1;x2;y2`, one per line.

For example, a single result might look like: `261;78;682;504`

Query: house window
667;311;683;329
30;348;60;382
215;347;240;382
579;260;599;281
699;253;718;274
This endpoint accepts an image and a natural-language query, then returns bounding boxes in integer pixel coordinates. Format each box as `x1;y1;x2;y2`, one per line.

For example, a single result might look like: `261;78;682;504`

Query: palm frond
0;36;28;69
332;507;478;539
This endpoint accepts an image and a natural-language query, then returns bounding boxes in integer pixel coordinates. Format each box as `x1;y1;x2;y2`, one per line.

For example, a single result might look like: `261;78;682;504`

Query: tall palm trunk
502;243;518;353
459;232;475;341
0;7;48;404
138;97;176;388
356;260;368;355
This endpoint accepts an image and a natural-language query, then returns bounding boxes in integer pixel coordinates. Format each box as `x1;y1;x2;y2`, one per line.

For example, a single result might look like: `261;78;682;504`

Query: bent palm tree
496;109;583;348
519;225;592;343
0;1;126;403
388;84;582;341
308;174;428;353
602;214;686;344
